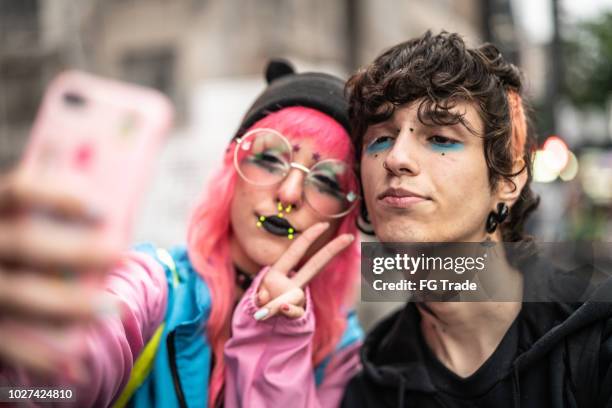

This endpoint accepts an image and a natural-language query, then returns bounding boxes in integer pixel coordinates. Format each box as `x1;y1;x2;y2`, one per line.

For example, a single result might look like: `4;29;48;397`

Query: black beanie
233;59;350;139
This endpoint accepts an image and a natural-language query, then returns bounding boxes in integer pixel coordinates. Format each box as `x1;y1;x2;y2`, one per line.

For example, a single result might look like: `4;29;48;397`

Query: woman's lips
255;213;299;237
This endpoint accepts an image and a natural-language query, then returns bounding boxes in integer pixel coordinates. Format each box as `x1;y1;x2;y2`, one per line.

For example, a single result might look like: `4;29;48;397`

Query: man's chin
374;222;427;243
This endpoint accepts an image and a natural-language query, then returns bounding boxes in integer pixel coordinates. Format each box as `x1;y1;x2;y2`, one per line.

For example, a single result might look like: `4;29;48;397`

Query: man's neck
418;250;523;378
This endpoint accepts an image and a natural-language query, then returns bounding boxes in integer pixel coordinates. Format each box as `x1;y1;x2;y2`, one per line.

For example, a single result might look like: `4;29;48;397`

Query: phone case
20;70;174;249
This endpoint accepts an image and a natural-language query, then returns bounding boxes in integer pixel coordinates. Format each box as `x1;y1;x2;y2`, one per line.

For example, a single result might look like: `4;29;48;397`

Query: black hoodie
342;260;612;408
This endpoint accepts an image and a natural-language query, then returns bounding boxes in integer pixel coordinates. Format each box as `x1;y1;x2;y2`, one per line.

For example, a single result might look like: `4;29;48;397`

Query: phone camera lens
63;92;86;107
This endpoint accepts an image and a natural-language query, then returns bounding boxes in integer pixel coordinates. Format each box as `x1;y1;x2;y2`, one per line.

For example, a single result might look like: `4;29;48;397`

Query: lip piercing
256;207;296;240
256;215;266;228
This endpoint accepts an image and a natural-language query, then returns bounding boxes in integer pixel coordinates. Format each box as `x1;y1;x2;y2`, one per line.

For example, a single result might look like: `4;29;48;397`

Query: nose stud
277;202;292;218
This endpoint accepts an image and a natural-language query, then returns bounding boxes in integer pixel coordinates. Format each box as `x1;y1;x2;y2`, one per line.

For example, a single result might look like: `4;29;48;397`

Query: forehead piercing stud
312;152;321;161
292;144;301;153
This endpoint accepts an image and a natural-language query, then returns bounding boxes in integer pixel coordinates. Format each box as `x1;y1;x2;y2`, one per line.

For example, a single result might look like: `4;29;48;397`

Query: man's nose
383;133;421;177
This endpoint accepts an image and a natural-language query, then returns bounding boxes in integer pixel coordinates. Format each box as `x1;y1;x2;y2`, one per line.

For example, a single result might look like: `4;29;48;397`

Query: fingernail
319;222;330;230
253;308;270;321
281;304;290;312
346;234;355;242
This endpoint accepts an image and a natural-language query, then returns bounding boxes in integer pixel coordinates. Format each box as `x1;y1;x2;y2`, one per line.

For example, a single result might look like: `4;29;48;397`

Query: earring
486;202;509;233
357;202;376;236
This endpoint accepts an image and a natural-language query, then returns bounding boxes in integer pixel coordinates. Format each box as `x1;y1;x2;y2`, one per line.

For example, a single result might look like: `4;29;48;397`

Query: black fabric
233;59;350;139
342;260;612;408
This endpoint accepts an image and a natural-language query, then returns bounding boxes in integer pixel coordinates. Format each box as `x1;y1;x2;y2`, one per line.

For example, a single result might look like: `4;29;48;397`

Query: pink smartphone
19;70;174;250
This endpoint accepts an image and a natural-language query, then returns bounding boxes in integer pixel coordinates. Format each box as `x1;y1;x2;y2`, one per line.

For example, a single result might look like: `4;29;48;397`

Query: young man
342;31;612;407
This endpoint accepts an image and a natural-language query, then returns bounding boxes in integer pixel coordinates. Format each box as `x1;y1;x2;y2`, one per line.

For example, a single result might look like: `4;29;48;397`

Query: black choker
235;265;254;291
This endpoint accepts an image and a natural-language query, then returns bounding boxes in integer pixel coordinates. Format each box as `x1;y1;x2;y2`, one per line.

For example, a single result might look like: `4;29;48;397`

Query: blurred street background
1;0;611;328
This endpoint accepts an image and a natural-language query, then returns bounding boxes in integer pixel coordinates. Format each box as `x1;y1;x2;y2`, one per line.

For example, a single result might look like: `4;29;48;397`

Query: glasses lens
304;160;359;217
235;129;291;186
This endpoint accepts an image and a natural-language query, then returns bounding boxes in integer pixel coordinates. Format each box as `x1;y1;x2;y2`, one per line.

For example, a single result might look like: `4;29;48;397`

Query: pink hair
186;106;360;408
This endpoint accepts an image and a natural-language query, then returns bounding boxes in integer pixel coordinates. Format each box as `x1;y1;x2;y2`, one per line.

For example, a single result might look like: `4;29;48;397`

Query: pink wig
186;106;360;408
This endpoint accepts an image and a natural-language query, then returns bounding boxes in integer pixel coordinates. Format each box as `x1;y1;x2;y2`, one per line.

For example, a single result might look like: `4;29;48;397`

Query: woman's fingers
256;286;271;307
279;303;305;319
0;215;118;272
291;233;355;288
253;287;304;321
0;173;100;223
0;268;118;325
271;222;330;275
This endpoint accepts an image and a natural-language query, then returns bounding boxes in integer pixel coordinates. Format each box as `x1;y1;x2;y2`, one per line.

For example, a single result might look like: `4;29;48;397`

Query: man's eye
429;135;456;145
365;136;394;154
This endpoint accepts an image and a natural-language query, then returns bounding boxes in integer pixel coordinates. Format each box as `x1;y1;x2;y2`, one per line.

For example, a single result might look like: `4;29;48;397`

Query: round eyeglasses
233;128;360;218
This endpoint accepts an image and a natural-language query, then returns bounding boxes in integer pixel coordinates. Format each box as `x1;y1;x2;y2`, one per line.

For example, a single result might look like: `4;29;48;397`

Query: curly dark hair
347;31;540;242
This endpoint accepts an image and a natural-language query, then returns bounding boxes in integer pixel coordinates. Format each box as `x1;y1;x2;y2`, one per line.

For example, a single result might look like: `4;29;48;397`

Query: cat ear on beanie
233;59;350;140
265;59;295;84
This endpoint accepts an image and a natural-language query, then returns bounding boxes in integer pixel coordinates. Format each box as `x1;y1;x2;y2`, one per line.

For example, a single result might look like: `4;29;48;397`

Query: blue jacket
120;243;363;408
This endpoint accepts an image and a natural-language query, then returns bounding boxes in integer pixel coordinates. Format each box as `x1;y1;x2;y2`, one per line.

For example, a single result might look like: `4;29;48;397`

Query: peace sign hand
253;222;355;321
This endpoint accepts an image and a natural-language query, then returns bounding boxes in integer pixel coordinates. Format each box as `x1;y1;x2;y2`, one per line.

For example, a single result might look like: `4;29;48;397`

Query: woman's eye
250;151;285;171
310;174;344;199
313;174;341;191
257;152;283;163
365;136;394;154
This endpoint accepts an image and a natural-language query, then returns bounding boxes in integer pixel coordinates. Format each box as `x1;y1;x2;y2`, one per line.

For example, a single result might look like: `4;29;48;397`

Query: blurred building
0;0;96;169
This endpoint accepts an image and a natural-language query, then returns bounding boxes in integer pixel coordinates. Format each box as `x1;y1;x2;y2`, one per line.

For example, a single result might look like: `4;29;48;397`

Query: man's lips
377;187;429;208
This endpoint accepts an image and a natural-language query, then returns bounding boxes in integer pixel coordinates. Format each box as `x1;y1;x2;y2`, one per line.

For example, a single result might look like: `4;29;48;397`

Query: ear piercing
486;202;509;234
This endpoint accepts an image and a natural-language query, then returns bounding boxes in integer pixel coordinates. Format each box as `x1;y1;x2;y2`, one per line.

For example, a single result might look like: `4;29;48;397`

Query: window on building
121;48;176;98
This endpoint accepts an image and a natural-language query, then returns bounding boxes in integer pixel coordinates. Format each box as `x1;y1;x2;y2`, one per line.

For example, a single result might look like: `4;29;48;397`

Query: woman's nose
276;168;305;209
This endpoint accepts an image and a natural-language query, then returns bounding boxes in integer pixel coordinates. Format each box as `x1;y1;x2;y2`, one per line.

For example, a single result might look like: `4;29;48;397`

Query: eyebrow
367;121;400;134
419;110;479;136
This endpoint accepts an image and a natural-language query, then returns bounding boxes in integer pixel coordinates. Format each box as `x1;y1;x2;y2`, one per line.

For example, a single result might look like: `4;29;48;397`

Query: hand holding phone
0;71;173;379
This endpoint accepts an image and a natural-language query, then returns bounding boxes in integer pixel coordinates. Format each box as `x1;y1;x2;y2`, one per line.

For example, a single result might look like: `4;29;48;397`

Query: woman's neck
229;234;260;300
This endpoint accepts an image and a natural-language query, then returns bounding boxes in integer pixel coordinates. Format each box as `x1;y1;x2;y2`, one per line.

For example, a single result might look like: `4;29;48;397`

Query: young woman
341;32;612;407
0;60;363;407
